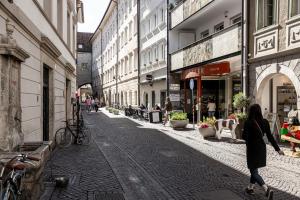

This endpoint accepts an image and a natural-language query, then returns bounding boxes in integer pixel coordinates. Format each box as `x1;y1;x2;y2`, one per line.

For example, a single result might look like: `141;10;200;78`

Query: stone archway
254;63;300;116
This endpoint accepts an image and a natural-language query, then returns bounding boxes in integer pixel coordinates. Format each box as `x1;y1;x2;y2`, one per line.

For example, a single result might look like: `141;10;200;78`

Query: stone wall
77;52;92;88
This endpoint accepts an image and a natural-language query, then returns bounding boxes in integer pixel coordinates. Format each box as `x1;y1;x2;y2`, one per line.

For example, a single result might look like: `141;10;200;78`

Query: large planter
198;127;216;138
170;119;189;129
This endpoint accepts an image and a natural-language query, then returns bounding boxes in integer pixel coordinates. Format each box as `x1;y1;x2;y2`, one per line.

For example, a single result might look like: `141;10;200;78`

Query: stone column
0;19;29;151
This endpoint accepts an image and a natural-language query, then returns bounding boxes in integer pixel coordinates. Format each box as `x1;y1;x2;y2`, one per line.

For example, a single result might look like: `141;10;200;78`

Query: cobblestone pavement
40;109;300;200
40;132;124;200
85;109;300;200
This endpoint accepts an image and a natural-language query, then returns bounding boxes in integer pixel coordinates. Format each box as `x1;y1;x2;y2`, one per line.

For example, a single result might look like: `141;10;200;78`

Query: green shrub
170;112;187;120
113;109;119;115
233;92;250;111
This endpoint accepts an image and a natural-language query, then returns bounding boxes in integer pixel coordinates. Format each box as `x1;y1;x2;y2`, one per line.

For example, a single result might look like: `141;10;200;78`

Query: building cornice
41;36;62;58
0;35;30;62
32;0;76;60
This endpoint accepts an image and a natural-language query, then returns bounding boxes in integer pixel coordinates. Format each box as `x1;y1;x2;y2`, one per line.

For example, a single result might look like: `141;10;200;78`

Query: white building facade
0;0;83;150
91;0;139;107
140;0;168;109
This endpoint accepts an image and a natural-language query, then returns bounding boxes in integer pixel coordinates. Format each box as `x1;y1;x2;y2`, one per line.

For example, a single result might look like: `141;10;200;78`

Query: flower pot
198;127;216;138
170;119;189;129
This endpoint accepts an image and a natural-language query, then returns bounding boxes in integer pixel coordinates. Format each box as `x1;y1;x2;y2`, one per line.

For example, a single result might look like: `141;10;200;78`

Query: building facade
0;0;83;151
91;0;139;107
77;32;92;89
139;0;168;109
169;0;243;121
248;0;300;124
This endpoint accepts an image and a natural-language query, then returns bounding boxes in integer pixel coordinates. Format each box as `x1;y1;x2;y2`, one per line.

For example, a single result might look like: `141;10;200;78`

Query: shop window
214;22;224;33
290;0;300;17
256;0;277;30
152;91;155;108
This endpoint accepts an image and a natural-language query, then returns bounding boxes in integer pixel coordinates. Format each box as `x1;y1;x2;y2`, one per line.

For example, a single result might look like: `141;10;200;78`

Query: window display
277;85;297;123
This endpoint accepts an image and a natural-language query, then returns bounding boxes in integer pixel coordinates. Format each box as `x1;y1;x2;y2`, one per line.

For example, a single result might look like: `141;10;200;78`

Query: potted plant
169;112;189;129
113;108;119;115
232;92;249;139
108;107;113;113
198;117;217;138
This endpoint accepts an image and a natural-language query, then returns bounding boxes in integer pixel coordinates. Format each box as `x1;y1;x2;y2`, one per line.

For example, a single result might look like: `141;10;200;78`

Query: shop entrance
201;80;225;119
258;74;297;124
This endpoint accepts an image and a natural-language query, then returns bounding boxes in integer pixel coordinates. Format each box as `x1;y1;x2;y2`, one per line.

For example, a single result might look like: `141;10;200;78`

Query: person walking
242;104;284;200
94;98;99;112
86;97;91;112
91;98;95;111
163;97;172;126
207;99;216;118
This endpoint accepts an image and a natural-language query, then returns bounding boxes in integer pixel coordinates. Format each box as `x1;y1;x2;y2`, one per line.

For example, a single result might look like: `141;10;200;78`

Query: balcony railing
171;0;213;28
171;23;241;71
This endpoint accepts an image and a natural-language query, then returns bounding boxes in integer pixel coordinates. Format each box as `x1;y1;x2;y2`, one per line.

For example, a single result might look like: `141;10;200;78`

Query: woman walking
243;104;284;200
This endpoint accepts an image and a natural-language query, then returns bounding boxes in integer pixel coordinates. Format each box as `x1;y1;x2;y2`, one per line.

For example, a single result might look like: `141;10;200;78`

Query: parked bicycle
55;118;91;148
0;154;40;200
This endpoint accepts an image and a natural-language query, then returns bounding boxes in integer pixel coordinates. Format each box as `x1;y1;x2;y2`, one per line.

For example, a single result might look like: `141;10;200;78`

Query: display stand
277;86;297;123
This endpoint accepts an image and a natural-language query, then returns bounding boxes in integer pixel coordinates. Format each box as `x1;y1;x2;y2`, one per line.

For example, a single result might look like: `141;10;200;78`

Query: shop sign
202;62;230;76
170;93;180;102
170;84;180;91
189;79;194;90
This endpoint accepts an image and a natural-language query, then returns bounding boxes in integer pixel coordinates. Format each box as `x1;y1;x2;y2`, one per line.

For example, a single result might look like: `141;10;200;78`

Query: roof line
89;0;115;42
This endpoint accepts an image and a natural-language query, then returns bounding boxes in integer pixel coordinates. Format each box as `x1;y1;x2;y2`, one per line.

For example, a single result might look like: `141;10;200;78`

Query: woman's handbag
254;120;269;144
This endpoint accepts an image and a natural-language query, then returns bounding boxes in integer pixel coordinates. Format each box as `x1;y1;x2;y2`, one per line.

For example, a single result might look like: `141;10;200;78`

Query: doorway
43;65;50;141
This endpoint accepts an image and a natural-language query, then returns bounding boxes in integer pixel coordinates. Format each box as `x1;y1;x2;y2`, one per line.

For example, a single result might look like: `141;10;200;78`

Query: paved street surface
40;109;300;200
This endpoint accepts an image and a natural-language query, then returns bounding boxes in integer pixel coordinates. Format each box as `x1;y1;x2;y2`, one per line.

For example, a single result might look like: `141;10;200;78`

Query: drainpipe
112;0;119;107
137;0;141;106
241;0;248;96
166;0;170;97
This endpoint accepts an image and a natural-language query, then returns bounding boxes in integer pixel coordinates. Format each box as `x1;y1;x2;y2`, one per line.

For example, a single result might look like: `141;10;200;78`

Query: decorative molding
41;36;61;58
286;17;300;49
254;28;278;58
66;62;75;73
0;37;30;62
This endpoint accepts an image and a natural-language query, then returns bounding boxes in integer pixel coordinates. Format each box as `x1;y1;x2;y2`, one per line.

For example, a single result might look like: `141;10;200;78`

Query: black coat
242;119;280;169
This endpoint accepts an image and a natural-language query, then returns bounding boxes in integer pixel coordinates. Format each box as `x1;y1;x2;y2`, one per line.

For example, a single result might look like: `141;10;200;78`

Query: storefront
170;56;242;121
251;55;300;126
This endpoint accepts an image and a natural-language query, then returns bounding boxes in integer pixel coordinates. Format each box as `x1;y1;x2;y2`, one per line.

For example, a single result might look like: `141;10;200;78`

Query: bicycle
55;119;91;148
0;154;40;200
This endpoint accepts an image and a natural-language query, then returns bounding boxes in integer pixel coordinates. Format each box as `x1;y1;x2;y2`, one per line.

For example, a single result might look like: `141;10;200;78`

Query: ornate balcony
171;23;241;71
171;0;213;28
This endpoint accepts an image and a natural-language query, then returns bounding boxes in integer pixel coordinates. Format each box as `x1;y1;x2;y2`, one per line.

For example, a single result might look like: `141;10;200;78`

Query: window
214;22;224;33
154;46;158;61
231;14;242;24
129;21;133;39
290;0;300;17
78;44;83;49
160;8;164;23
200;30;209;39
129;54;133;72
57;0;63;36
160;44;165;60
154;14;157;28
257;0;277;30
152;91;155;108
148;51;152;64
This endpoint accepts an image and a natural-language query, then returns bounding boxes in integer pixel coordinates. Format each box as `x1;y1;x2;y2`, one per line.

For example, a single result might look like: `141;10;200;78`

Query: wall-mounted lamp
224;11;228;18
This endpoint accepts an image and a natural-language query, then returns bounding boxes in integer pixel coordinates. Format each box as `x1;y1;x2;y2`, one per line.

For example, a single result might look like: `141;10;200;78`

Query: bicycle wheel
2;187;17;200
55;128;73;148
78;128;91;145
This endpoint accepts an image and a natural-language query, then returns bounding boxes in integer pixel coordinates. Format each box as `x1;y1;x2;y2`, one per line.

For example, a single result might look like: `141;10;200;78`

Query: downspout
166;0;170;96
242;0;248;96
100;30;103;102
137;0;141;106
114;1;119;106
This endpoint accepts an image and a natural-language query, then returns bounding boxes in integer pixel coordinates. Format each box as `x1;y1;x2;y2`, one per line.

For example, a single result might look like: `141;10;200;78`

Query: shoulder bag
254;120;269;144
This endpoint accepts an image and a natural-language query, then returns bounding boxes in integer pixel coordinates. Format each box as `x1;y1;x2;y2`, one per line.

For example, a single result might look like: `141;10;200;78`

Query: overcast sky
78;0;110;33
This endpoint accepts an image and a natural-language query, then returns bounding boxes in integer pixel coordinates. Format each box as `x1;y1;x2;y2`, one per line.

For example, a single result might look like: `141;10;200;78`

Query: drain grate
94;192;125;200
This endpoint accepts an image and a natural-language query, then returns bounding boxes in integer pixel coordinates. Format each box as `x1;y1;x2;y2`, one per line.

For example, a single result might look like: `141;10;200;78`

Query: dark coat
242;119;280;169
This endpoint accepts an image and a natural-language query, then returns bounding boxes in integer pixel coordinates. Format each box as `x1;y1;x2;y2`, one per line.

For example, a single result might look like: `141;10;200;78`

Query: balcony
171;23;241;71
171;0;213;28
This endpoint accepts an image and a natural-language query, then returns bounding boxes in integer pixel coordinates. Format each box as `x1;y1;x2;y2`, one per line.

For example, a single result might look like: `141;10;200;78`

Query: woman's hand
277;150;285;155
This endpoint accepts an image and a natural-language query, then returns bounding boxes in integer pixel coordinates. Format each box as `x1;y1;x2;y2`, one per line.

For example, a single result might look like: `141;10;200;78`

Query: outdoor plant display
198;117;217;138
113;108;119;115
232;92;249;139
108;107;113;113
170;112;189;129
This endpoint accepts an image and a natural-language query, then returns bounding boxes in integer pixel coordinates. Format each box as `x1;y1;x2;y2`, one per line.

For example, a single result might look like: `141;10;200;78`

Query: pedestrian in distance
91;97;95;111
86;97;91;112
163;97;172;126
242;104;284;200
207;99;216;118
94;98;99;112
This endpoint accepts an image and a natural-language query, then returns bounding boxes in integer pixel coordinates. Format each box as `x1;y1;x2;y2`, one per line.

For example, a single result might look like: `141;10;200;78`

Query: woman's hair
248;104;263;121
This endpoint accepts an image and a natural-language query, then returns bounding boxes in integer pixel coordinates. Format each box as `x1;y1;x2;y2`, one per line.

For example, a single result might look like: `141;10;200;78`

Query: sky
78;0;110;33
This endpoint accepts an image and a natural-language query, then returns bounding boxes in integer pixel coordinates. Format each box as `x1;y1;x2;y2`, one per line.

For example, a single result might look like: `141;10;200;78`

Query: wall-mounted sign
170;84;180;91
170;93;180;102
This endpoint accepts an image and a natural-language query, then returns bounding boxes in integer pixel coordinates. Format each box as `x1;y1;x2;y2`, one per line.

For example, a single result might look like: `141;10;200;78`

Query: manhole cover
199;190;242;200
94;192;125;200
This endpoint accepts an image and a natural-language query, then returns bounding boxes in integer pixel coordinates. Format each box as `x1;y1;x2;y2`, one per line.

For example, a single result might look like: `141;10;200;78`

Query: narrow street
40;110;300;200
